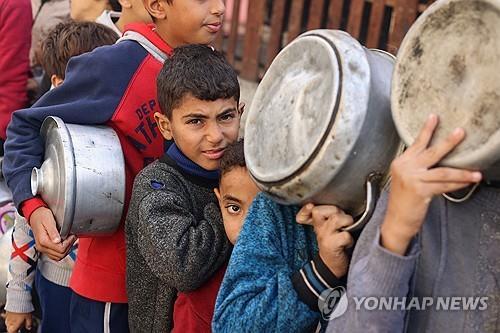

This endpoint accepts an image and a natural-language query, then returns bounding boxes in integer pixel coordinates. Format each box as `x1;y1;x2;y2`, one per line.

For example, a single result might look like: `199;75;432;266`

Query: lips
202;147;225;160
205;22;222;33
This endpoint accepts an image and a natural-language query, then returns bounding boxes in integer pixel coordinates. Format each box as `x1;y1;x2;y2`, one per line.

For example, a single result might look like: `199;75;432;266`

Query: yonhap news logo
318;288;489;321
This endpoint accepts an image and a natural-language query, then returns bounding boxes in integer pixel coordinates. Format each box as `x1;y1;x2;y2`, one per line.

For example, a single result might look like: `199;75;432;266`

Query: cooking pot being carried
31;117;125;239
392;0;500;177
244;29;402;232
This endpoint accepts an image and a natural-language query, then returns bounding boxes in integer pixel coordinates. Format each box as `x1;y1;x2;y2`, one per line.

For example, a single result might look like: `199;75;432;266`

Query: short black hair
157;44;240;119
108;0;122;12
220;140;246;177
40;21;118;79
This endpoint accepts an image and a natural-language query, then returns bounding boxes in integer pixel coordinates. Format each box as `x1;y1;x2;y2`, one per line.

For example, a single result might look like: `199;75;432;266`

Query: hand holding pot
381;114;482;256
30;206;77;261
296;204;354;278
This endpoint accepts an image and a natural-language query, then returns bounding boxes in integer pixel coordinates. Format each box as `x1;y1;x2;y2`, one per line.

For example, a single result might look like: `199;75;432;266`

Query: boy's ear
238;102;245;116
51;75;64;88
142;0;167;19
154;112;173;140
214;187;222;203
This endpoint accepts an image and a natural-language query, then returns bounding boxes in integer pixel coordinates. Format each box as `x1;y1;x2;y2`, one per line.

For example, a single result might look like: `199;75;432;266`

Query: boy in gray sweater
327;115;499;332
125;44;241;332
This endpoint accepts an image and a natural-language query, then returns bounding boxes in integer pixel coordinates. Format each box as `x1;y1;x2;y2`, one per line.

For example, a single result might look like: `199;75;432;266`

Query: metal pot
244;29;402;231
392;0;500;171
31;117;125;238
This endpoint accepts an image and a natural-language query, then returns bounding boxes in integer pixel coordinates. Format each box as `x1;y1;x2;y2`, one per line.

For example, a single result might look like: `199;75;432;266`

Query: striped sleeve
291;254;347;311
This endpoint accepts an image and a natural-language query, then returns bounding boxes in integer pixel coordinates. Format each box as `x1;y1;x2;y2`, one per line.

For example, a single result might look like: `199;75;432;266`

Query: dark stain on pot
449;54;466;84
348;61;359;73
410;37;424;62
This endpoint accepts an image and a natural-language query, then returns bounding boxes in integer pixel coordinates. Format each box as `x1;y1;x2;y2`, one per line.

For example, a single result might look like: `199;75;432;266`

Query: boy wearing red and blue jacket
2;0;225;331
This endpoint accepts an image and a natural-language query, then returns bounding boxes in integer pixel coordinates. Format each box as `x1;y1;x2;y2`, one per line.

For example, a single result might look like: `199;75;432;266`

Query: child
2;0;225;331
213;176;355;330
327;115;497;332
126;44;241;333
165;139;260;333
3;21;118;333
214;139;260;245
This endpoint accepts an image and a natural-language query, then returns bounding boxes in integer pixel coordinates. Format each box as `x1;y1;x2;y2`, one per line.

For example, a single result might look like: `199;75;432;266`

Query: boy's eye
219;112;236;122
226;204;241;214
187;119;203;125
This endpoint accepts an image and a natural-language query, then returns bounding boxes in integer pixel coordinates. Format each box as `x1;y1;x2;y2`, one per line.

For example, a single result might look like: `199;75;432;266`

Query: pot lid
31;117;76;237
392;0;500;169
245;34;341;183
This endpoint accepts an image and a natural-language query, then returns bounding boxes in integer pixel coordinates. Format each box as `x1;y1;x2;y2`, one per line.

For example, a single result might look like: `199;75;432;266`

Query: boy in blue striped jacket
213;193;355;332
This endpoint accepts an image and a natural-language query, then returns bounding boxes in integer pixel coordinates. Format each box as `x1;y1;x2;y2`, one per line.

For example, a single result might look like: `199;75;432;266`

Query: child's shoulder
68;40;149;73
131;158;191;201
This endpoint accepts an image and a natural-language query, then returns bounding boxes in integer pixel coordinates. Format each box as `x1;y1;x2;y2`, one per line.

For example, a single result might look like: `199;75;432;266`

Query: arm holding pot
2;51;122;260
380;114;481;255
325;115;482;332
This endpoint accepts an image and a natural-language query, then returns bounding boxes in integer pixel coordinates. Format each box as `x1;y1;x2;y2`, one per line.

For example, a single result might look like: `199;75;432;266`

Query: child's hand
297;204;354;278
3;311;32;333
381;114;482;255
29;207;76;261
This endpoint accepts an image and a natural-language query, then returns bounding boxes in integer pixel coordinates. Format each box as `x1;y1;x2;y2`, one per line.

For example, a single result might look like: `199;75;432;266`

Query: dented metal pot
31;117;125;238
392;0;500;172
245;30;401;231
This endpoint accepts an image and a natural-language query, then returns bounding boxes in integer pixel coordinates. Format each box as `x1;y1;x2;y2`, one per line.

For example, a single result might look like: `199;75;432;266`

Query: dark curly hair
157;44;240;119
220;140;246;177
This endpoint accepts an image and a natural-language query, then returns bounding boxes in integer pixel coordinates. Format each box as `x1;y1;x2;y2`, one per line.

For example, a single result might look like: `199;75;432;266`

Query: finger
308;205;343;228
409;114;439;152
421;128;465;166
35;244;68;260
421;168;482;183
37;234;67;254
333;232;354;249
296;203;314;225
330;213;354;231
42;218;62;244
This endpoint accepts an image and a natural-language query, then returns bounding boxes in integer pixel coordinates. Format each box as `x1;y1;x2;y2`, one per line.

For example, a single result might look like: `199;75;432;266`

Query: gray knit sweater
327;185;500;332
125;155;231;333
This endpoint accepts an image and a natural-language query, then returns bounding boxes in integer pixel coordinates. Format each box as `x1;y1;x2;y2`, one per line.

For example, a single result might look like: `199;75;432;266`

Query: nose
211;0;225;17
206;122;224;144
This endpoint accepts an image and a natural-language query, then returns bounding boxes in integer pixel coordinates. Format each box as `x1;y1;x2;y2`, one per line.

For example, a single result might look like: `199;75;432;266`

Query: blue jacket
214;193;344;332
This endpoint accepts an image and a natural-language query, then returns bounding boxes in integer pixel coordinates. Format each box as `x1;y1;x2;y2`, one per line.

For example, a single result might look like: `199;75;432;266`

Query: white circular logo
318;286;348;320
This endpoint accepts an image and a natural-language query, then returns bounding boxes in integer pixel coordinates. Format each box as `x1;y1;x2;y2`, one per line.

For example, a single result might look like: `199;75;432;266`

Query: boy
213;183;355;329
214;139;260;245
2;0;225;331
327;115;498;332
4;21;118;333
126;44;241;333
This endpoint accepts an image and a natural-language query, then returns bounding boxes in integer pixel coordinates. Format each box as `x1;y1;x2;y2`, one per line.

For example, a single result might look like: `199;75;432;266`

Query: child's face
155;95;240;170
214;167;260;244
150;0;225;47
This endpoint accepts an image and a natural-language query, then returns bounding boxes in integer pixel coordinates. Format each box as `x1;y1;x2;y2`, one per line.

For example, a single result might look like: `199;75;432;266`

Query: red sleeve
0;0;32;140
20;197;47;222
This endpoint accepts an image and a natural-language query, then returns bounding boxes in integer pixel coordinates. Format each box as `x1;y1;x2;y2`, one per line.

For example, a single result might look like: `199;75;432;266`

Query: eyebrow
223;194;242;204
182;107;237;120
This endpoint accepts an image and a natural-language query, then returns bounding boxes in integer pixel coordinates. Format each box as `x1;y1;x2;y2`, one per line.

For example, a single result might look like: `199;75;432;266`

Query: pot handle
342;173;382;233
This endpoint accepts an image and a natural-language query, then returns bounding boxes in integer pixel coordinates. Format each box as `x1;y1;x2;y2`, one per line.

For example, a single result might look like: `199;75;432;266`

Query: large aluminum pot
245;30;401;231
392;0;500;173
31;117;125;238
